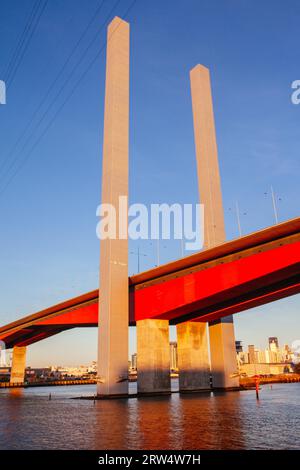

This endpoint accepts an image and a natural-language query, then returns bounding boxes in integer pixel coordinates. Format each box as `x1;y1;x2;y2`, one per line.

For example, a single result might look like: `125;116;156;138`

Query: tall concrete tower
190;64;239;389
97;17;130;397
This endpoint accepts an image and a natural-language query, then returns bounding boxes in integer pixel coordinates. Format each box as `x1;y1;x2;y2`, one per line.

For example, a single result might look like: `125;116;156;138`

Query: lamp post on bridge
229;202;247;238
130;246;147;274
150;240;167;267
264;186;282;224
180;237;185;258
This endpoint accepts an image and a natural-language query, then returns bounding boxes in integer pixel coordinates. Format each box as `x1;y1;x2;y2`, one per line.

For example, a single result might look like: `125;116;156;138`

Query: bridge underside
1;218;300;349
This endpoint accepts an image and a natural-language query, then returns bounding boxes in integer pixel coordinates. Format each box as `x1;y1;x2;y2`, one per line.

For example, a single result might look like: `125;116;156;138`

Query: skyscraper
131;354;137;371
269;337;279;351
170;342;178;372
248;345;256;364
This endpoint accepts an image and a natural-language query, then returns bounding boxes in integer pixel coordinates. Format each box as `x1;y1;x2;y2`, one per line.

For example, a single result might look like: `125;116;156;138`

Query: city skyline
21;293;299;368
2;334;296;370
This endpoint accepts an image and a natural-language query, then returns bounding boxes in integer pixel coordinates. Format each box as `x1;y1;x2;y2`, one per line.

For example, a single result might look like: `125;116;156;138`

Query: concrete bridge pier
97;17;130;398
190;64;238;392
137;319;171;395
177;321;211;392
10;346;26;385
209;316;239;390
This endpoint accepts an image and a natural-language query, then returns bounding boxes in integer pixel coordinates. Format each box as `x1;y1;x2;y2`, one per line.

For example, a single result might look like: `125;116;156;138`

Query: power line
7;1;48;88
0;0;117;187
0;0;107;179
0;0;137;199
1;0;40;79
6;1;48;89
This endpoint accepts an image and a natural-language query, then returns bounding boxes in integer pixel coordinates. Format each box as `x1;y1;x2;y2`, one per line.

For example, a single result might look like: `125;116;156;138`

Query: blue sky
0;0;299;366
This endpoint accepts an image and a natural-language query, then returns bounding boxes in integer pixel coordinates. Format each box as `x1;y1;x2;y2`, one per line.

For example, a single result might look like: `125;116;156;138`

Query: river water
0;382;299;449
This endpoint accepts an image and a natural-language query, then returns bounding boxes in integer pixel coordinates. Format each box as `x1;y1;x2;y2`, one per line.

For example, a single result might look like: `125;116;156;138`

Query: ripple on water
0;383;299;449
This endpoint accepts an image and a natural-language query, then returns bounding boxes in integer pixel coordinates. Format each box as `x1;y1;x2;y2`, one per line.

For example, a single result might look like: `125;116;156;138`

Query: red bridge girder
1;218;300;348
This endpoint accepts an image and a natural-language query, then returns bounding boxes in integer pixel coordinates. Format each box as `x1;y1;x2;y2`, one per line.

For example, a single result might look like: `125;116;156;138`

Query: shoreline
1;373;300;390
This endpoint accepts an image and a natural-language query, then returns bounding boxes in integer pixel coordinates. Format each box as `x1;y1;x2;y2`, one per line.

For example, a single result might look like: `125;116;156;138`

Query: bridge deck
1;217;300;348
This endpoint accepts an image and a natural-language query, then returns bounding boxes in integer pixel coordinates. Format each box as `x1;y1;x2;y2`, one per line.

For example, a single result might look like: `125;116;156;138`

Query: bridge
1;217;300;346
1;217;299;382
1;17;299;396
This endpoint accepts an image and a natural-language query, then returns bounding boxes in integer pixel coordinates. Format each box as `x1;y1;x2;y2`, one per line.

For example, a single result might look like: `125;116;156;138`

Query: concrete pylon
189;64;239;390
177;322;210;392
209;317;238;389
10;346;26;385
97;17;130;397
137;319;171;395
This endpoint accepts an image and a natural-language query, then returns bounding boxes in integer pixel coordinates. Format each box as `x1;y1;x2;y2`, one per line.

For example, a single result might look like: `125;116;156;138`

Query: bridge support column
137;319;171;395
177;321;211;392
190;64;238;392
209;316;239;390
97;17;130;397
10;346;26;385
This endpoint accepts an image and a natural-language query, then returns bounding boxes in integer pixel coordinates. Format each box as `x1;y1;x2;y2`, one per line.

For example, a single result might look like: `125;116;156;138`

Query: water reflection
92;399;132;450
0;383;299;449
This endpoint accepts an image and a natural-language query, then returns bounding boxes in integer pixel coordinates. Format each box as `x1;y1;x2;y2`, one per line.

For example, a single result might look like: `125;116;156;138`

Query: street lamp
130;246;147;274
150;240;167;267
264;186;282;224
229;202;247;238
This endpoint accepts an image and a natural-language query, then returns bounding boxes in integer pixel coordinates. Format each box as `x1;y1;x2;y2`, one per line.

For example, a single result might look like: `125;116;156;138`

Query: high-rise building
269;337;279;352
237;351;249;367
170;342;178;372
254;349;261;363
265;349;279;364
258;350;267;363
248;345;256;364
131;353;137;371
282;344;292;362
237;338;293;373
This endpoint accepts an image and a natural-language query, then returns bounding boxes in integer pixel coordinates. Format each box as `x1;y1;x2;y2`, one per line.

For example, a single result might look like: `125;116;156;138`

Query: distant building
131;353;137;371
236;337;295;377
88;361;97;374
25;367;52;382
248;345;256;364
48;365;90;378
254;348;261;363
282;344;292;362
269;337;279;351
239;363;292;376
0;349;12;368
170;342;178;371
258;350;267;363
237;351;249;367
0;367;11;382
